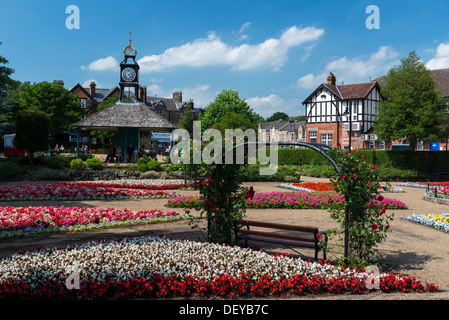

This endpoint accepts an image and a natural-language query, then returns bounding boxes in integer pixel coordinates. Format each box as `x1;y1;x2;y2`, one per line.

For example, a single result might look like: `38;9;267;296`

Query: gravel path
0;177;448;300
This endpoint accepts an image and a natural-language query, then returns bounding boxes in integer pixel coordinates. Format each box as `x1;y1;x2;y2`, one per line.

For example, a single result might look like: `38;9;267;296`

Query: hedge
271;149;449;173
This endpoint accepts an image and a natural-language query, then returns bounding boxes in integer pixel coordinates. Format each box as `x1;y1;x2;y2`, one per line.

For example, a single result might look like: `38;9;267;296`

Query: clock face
122;68;136;82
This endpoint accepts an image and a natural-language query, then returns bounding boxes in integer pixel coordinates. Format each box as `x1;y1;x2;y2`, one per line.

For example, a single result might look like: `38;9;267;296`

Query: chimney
327;72;336;86
89;81;96;98
173;91;182;102
189;98;194;109
53;80;64;86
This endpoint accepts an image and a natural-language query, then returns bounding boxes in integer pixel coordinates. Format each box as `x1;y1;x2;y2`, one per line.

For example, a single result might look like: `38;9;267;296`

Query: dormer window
157;108;164;116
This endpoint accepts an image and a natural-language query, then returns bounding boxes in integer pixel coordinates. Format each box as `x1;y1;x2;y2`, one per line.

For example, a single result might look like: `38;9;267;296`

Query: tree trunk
409;139;417;151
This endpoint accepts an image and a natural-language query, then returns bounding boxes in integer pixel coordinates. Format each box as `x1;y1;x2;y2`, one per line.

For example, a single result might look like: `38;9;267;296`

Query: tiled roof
336;81;377;99
72;102;177;130
146;96;187;111
259;119;286;130
376;68;449;97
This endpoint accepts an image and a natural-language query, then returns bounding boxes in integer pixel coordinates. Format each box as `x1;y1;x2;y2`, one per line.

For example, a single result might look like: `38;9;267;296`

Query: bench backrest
233;219;319;234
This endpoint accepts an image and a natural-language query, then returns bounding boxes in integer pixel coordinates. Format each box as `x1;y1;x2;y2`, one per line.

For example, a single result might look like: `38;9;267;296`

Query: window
157;108;165;116
417;141;424;151
369;140;375;150
321;133;332;146
79;99;87;108
352;101;357;121
309;131;317;143
379;141;385;150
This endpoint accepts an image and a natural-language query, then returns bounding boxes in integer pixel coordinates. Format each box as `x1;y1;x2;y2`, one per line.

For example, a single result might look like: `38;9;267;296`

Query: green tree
266;111;289;122
14;110;50;164
0;42;20;148
375;51;449;151
179;101;196;136
12;81;84;144
198;89;261;132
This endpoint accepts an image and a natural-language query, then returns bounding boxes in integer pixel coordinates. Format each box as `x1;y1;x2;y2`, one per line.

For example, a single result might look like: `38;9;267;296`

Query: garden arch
212;141;350;261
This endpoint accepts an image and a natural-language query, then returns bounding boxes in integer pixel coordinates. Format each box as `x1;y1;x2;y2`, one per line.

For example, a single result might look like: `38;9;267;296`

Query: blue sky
2;0;449;118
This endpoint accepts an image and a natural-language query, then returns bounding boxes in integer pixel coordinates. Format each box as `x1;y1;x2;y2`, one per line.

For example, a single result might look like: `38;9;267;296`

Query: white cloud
136;26;324;73
296;45;400;89
247;94;300;118
239;21;251;41
146;82;214;108
82;79;101;88
81;56;119;71
426;43;449;69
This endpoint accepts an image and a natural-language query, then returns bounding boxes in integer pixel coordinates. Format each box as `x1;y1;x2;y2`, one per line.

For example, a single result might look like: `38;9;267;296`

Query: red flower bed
0;273;438;299
292;182;336;192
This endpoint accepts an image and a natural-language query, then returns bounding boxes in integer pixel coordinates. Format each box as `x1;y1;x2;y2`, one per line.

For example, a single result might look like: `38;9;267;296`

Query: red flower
381;206;386;214
342;175;347;180
372;164;376;169
377;195;384;202
371;223;379;230
354;149;358;153
205;199;215;207
353;173;358;181
244;186;255;200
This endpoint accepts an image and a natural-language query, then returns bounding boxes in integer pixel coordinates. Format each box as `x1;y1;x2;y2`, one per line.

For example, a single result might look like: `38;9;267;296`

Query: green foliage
327;149;394;265
12;81;84;142
198;89;261;132
302;163;337;178
14;109;50;163
137;156;162;172
70;158;86;170
147;158;162;171
199;164;247;244
44;155;71;169
0;161;26;179
266;111;289;122
86;157;103;170
375;51;449;151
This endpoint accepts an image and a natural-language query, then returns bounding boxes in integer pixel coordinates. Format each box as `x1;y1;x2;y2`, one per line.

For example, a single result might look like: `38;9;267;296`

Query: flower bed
0;184;176;201
0;236;438;299
167;192;408;210
398;182;449;188
280;182;404;193
403;213;449;233
58;180;190;190
0;206;182;238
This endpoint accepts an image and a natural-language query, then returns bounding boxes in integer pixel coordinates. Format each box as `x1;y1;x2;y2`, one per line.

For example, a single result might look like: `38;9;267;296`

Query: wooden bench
233;219;328;261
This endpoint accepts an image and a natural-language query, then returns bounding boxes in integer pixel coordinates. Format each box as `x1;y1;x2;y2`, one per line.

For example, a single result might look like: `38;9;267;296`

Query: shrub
33;167;70;180
147;159;162;171
86;157;103;170
0;162;26;179
45;155;71;169
70;159;86;170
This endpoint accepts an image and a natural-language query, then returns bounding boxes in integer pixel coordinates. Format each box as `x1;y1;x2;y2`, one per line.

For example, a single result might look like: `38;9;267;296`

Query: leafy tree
198;89;261;132
266;111;289;122
0;42;19;96
178;101;196;136
14;110;50;164
12;81;84;144
0;42;20;148
375;51;449;151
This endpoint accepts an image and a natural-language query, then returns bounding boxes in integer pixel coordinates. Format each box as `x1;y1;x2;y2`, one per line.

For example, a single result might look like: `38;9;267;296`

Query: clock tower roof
123;31;137;58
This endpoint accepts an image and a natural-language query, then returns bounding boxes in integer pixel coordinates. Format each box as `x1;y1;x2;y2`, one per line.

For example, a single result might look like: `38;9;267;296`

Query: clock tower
119;32;140;102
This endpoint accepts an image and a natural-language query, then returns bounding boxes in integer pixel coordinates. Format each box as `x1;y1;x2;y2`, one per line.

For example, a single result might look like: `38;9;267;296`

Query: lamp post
342;105;350;264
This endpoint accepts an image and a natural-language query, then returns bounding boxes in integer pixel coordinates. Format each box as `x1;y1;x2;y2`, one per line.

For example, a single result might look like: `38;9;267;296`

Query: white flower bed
404;213;449;233
0;236;384;287
279;183;314;192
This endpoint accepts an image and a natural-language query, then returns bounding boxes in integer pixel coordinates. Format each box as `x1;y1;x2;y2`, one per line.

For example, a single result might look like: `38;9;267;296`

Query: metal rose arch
215;141;351;262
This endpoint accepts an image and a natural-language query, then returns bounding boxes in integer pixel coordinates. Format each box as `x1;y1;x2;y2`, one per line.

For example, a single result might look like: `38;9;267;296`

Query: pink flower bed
0;184;175;201
0;206;180;233
167;192;408;210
